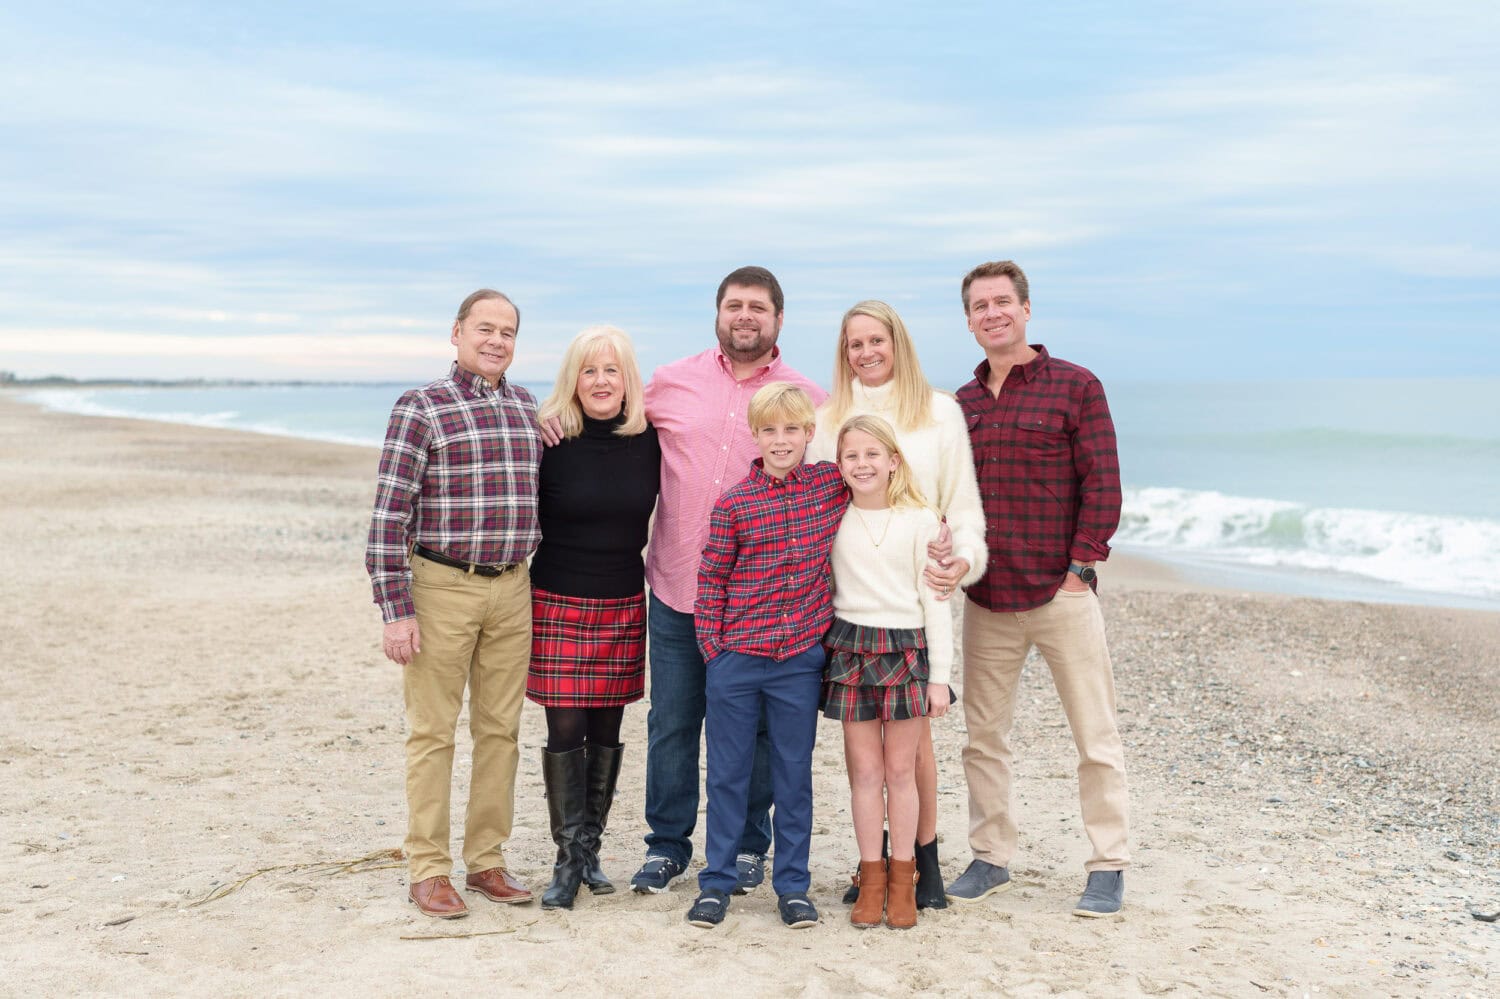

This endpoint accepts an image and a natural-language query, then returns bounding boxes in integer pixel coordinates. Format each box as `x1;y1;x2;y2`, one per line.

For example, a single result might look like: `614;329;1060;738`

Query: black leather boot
578;742;624;894
540;747;588;910
915;836;948;910
842;829;889;905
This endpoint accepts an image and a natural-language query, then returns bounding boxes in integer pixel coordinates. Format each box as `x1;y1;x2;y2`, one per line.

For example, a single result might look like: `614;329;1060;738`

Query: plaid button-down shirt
955;345;1121;612
366;362;542;622
695;460;848;662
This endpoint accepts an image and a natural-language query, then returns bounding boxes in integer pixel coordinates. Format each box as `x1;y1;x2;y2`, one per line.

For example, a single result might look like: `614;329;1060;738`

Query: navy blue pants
642;595;772;866
699;646;824;896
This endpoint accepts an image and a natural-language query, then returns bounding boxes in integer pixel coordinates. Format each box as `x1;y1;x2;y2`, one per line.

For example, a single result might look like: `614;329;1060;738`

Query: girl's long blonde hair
825;300;934;432
537;325;648;439
836;414;930;511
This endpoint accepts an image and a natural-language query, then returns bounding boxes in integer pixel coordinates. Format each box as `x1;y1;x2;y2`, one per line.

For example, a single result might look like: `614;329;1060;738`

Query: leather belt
413;543;520;578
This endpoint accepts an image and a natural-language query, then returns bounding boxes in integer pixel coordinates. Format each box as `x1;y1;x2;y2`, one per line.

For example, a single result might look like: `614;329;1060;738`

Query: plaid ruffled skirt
526;588;646;708
821;618;931;722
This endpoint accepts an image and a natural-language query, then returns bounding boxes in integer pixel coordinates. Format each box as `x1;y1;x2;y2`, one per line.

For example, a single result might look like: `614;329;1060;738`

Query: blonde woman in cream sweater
809;300;986;911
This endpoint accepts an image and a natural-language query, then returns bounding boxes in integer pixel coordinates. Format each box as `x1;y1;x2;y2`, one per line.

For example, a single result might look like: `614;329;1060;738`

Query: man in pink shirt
629;266;828;894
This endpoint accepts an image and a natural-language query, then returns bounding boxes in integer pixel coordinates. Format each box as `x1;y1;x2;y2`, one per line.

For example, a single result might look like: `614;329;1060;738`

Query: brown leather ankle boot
849;859;887;928
885;857;918;928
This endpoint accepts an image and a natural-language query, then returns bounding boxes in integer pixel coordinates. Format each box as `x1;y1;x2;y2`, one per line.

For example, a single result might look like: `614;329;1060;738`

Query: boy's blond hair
747;382;815;431
836;414;930;511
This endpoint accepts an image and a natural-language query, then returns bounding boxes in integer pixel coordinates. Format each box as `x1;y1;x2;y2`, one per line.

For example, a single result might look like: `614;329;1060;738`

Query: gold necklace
851;506;893;548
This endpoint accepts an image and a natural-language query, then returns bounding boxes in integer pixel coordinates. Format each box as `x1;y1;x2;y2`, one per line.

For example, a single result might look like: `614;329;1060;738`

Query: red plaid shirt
695;460;848;662
955;345;1121;612
366;362;542;622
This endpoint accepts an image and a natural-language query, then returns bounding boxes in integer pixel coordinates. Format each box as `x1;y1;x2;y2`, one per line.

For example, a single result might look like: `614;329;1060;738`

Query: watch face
1079;566;1097;583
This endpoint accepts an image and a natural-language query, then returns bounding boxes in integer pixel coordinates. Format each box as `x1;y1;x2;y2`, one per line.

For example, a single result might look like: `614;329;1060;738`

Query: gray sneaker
733;852;766;895
1072;870;1124;917
945;859;1012;904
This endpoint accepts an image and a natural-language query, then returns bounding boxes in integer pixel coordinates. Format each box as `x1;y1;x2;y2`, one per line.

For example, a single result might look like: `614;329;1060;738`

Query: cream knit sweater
829;504;955;686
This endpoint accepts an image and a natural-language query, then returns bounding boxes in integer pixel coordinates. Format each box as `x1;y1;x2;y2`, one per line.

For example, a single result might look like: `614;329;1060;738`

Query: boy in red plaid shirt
685;383;848;930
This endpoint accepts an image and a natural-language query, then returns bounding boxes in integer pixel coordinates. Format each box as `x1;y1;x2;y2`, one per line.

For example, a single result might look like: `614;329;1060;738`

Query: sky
2;1;1497;388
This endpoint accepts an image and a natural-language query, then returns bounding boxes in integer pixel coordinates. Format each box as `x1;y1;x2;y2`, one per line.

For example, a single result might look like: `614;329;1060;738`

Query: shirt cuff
379;595;416;624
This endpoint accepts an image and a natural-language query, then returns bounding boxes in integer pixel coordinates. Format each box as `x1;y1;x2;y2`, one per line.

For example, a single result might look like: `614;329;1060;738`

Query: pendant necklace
852;506;893;548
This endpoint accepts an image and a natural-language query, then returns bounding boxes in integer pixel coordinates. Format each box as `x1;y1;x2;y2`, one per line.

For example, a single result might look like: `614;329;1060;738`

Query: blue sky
2;1;1497;388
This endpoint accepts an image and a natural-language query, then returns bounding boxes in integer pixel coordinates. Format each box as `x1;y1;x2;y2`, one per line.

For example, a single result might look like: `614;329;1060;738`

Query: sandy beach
2;392;1495;998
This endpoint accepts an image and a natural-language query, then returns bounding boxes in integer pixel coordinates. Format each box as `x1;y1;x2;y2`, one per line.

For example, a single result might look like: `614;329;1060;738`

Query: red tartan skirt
526;587;647;708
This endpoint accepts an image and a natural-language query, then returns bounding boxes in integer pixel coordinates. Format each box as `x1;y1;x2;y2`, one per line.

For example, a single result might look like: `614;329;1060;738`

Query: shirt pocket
1015;412;1072;463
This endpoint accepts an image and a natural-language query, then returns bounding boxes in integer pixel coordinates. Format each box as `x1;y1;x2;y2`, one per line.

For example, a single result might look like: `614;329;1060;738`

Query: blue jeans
699;647;824;895
642;594;773;866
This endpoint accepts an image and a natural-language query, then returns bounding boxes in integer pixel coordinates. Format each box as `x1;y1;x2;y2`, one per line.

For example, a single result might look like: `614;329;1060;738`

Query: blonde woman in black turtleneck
528;326;660;910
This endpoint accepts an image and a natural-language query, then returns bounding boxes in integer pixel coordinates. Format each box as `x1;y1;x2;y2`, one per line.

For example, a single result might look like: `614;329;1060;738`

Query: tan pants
403;554;531;882
961;588;1129;872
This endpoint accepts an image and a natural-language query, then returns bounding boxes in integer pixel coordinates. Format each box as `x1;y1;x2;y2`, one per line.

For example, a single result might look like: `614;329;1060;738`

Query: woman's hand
923;522;969;600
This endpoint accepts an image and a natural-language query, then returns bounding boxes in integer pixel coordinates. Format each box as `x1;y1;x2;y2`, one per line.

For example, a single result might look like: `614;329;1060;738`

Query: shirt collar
748;456;812;487
972;344;1051;387
714;345;783;381
449;361;505;397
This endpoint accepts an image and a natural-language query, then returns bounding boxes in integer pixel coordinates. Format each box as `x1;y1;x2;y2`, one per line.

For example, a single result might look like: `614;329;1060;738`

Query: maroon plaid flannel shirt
365;363;542;622
695;460;848;662
955;346;1121;612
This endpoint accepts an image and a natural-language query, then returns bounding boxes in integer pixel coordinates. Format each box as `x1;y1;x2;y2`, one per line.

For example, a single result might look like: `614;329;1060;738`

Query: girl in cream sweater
823;414;953;930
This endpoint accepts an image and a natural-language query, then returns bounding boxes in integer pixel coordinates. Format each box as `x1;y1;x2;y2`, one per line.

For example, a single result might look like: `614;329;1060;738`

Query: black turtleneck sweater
530;415;661;599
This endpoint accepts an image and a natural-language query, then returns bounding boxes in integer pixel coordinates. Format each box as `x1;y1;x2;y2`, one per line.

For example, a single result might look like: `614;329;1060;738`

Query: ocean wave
1119;486;1500;599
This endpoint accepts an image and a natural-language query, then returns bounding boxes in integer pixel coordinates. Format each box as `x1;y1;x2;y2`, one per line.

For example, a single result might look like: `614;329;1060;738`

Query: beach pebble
1470;909;1498;923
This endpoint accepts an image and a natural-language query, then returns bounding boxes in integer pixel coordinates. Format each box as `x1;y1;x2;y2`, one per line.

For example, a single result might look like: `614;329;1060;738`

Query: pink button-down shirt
643;346;827;614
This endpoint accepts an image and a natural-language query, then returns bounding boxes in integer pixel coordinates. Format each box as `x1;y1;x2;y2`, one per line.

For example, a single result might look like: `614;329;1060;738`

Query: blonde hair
836;414;929;511
825;300;933;432
537;325;648;439
747;382;816;431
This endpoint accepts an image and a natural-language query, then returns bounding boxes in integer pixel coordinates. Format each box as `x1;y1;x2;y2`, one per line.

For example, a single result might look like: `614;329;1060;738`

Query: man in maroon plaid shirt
944;261;1130;918
366;289;542;919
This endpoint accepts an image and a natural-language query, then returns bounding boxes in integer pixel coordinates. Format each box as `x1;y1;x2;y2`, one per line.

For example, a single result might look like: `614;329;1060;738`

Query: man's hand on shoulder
538;415;565;447
383;618;422;665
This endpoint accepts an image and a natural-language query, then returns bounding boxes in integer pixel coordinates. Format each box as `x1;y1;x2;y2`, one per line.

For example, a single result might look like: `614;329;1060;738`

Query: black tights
544;706;624;753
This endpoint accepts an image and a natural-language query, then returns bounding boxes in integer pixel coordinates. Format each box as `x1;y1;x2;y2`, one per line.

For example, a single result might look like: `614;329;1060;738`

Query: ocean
21;378;1500;611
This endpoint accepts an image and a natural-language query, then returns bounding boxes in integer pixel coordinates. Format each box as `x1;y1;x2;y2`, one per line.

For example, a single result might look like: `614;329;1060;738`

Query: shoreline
2;394;1496;996
11;389;1496;615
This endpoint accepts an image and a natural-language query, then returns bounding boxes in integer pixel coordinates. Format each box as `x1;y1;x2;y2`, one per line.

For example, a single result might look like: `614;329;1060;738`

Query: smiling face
965;274;1031;356
754;418;811;479
575;346;624;420
837;427;899;507
715;283;783;364
451;297;519;386
843;313;896;388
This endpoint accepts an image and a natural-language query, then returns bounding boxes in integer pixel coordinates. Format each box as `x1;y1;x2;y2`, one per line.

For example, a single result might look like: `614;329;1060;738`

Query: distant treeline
0;373;403;388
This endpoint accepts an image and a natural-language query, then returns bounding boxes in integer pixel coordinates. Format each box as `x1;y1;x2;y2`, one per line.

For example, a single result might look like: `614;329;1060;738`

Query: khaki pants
403;554;531;882
961;588;1129;872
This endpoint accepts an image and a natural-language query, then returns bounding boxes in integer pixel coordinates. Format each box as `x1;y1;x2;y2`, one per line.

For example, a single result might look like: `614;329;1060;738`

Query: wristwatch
1067;562;1097;583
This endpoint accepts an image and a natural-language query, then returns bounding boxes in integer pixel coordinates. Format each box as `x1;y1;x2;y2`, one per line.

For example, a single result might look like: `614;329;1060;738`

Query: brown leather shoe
850;859;887;928
886;858;918;929
408;876;469;919
465;868;534;904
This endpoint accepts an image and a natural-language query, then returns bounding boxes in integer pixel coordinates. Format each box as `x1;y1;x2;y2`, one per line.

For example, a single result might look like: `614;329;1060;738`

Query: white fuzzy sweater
829;504;955;685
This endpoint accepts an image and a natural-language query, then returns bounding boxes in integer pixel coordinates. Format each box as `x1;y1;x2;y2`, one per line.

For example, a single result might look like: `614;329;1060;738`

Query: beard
715;320;777;364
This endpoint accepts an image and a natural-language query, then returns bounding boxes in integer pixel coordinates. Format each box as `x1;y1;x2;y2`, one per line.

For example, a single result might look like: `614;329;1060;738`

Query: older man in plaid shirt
366;288;542;919
945;260;1130;918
